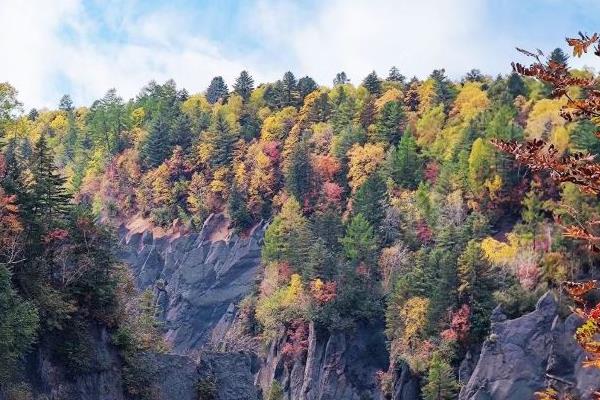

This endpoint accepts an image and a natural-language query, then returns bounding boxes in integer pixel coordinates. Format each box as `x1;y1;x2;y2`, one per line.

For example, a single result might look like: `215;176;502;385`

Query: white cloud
2;0;597;110
0;0;258;109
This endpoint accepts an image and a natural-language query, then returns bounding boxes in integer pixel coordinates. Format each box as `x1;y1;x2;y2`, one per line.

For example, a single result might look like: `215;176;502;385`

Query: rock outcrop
118;213;266;352
256;322;399;400
460;291;600;400
11;326;258;400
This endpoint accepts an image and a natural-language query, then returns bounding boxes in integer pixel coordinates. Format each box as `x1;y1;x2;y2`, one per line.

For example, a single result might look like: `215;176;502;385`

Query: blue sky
1;0;599;109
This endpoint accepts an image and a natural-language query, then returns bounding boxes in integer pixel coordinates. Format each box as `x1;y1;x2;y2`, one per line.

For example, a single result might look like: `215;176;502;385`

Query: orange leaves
309;279;337;304
566;32;599;57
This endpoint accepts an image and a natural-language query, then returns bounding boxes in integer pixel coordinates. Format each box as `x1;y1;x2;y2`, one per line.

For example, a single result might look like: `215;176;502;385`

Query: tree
463;69;484;83
228;183;252;232
384;131;422;189
362;71;382;96
549;47;569;66
506;72;527;98
58;94;74;112
0;82;22;134
374;100;405;144
297;76;318;101
207;112;237;168
333;72;350;86
422;352;459;400
387;66;405;84
140;117;172;169
430;69;456;111
206;76;229;104
457;240;496;342
0;264;39;385
262;198;312;271
27;133;70;223
285;137;313;205
281;71;299;107
233;71;254;101
170;113;193;151
352;173;386;227
340;213;377;265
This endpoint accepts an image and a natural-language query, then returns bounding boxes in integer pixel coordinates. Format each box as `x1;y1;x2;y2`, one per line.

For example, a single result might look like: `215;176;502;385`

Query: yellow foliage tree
347;143;385;191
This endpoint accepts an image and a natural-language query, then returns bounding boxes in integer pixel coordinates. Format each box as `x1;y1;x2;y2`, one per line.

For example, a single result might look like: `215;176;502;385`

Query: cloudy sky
1;0;599;109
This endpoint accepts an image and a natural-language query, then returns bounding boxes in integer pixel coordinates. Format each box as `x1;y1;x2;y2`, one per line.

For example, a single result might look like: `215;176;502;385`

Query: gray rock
119;214;266;352
257;322;394;400
460;291;600;400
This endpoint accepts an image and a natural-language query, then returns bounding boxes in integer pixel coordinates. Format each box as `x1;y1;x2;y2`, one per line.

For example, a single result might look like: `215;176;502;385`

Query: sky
1;0;599;109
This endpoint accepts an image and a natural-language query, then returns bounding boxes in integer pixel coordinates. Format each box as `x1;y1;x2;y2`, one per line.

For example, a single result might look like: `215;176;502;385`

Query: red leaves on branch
441;304;471;344
281;319;309;361
310;279;337;304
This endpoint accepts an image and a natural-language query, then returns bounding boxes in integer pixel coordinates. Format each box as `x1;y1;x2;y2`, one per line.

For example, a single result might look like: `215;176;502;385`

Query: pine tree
422;353;459;400
141;117;172;169
28;133;71;223
549;47;569;66
208;112;237;168
362;71;382;96
507;72;527;98
430;69;455;111
374;100;405;144
384;131;422;189
171;113;193;151
281;71;299;107
457;240;496;342
262;197;312;271
228;183;253;232
0;264;39;385
285;137;313;204
387;66;405;84
264;81;284;109
297;76;318;102
352;173;386;227
331;87;356;132
206;76;229;104
233;71;254;101
340;213;377;265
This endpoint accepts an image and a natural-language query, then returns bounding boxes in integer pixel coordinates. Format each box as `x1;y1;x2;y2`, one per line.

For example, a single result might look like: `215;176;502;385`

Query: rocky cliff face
10;325;258;400
460;292;600;400
118;213;266;352
255;322;400;400
119;214;411;400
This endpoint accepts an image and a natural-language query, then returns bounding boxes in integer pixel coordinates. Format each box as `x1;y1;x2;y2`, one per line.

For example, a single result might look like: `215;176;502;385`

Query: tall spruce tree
549;47;569;66
352;173;387;227
281;71;299;107
362;71;382;96
233;71;255;101
206;76;229;104
422;353;459;400
297;76;318;102
384;130;422;189
374;100;405;144
208;112;237;168
387;66;405;84
141;117;172;169
28;133;70;224
285;137;313;205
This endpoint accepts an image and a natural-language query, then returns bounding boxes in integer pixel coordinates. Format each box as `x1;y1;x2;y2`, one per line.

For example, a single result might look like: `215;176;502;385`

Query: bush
196;375;217;400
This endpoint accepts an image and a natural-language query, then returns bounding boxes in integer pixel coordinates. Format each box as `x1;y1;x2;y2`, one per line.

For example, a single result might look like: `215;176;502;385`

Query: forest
1;36;600;399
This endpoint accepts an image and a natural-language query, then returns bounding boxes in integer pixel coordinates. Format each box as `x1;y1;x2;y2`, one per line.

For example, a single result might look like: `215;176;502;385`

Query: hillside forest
1;38;600;399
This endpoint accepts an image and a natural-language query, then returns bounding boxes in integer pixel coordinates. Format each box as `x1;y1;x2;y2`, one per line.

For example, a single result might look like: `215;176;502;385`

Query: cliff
460;291;600;400
118;213;266;352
